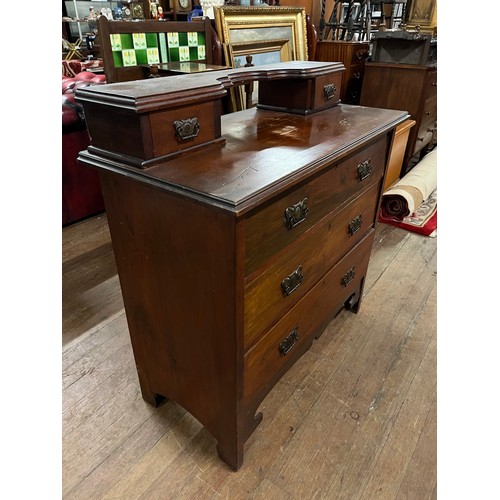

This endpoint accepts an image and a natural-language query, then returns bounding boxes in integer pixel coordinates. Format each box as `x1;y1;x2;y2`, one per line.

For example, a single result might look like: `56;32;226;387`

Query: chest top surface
81;104;407;213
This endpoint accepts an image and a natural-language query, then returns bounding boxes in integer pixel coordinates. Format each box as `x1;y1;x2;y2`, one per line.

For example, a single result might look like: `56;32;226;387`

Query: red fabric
62;72;105;129
62;71;106;225
378;209;437;237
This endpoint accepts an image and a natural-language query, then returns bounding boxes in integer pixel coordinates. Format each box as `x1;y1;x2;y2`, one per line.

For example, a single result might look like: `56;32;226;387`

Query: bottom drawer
243;230;375;406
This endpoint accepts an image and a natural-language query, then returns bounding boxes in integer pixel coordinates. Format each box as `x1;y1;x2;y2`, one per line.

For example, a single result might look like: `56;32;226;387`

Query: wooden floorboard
62;214;437;499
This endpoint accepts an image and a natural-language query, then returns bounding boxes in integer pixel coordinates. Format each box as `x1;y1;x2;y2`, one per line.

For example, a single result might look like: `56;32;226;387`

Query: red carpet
378;188;437;237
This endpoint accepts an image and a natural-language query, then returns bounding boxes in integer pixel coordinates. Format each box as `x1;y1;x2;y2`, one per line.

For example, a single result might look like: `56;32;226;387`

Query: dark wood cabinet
360;61;437;175
76;62;408;470
314;40;369;104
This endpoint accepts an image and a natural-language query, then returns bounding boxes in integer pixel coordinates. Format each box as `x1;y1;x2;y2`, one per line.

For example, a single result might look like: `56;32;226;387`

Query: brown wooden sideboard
76;62;408;470
360;61;437;175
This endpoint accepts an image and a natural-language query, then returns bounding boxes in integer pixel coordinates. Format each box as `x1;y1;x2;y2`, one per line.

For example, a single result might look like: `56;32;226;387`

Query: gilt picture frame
214;6;308;62
223;38;292;69
222;38;293;110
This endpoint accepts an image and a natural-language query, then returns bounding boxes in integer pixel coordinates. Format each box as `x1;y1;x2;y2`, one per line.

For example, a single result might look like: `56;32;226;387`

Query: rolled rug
380;149;437;220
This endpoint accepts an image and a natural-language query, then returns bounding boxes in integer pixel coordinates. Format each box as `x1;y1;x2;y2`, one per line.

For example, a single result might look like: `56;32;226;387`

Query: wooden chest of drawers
314;40;370;104
360;61;437;175
77;63;407;470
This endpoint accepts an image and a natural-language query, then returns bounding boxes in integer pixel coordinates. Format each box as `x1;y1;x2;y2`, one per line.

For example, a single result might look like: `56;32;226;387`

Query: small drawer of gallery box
257;64;344;115
243;181;381;352
244;136;387;276
243;230;375;405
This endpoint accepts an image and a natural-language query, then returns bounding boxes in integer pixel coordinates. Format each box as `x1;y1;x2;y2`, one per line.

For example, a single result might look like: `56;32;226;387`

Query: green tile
120;34;134;50
112;51;124;68
146;32;159;47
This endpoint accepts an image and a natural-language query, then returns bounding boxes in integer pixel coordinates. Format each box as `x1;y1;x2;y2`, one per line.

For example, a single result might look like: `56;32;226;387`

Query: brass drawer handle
284;198;309;230
341;266;356;287
353;72;361;79
348;214;363;236
279;326;299;356
356;158;372;181
281;266;304;296
323;83;337;100
173;117;200;141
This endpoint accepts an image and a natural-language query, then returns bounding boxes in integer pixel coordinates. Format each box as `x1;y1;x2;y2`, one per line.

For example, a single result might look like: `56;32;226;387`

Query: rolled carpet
380;149;437;220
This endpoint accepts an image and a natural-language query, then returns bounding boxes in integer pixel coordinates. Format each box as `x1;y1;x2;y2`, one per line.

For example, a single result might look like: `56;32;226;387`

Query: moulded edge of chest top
75;61;346;169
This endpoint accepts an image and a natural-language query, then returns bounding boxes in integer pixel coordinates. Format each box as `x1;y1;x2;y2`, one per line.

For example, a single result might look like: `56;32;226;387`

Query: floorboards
62;214;437;499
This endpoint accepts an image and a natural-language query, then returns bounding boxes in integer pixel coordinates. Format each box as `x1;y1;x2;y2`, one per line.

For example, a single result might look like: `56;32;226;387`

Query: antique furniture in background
76;61;408;469
369;0;407;31
314;39;369;104
370;30;436;65
317;0;371;41
360;35;436;175
406;0;437;35
97;16;217;83
383;118;416;191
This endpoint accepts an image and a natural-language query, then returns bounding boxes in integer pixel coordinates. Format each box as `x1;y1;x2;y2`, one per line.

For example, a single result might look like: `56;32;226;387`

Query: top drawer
244;136;387;276
351;46;369;64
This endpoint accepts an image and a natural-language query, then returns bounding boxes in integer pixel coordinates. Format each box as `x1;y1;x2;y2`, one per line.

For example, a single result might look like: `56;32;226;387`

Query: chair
98;16;217;83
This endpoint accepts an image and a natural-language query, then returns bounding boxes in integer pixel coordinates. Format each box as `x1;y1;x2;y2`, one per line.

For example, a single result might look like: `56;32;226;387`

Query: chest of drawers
314;40;370;104
360;61;437;175
77;63;407;470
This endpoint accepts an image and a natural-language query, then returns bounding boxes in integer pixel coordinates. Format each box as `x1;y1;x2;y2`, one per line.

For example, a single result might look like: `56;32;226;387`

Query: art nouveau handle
348;215;363;236
323;83;337;100
281;266;304;296
173;117;200;141
284;198;309;230
357;159;372;181
341;266;356;287
279;326;299;356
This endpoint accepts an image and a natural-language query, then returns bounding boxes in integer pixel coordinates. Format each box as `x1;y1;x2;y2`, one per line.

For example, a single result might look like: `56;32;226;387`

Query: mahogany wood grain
244;134;387;276
77;65;408;469
244;182;381;351
63;215;436;495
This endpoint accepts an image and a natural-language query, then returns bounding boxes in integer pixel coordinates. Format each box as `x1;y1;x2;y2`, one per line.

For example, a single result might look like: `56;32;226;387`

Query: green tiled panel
111;31;206;69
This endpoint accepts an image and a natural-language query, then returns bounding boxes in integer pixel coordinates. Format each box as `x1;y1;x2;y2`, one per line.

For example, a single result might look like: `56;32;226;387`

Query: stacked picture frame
214;6;309;109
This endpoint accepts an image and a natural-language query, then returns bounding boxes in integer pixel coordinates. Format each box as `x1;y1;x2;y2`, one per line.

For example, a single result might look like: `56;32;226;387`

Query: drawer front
350;46;369;64
149;101;218;158
413;95;437;155
244;181;381;351
343;64;365;104
243;231;375;405
313;72;343;110
245;137;387;276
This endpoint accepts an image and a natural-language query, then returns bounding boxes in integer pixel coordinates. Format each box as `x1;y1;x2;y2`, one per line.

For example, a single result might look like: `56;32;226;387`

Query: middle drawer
243;181;381;352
